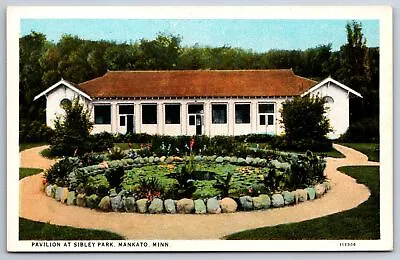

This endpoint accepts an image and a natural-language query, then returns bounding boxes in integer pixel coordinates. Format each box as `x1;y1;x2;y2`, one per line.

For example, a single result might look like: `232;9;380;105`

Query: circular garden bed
42;149;331;214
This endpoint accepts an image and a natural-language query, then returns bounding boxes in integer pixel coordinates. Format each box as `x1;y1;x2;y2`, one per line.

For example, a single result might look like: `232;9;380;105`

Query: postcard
7;5;393;252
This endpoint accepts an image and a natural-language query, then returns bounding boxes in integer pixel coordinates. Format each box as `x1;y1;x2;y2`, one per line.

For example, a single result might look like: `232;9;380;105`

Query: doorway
126;115;134;133
187;104;204;136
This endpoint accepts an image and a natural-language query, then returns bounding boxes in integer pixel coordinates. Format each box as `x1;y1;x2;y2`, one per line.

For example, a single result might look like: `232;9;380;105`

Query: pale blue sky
21;19;379;52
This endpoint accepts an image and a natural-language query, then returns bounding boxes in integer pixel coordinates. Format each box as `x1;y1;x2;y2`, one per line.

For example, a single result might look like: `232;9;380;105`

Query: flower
42;178;47;185
128;142;132;149
189;137;195;151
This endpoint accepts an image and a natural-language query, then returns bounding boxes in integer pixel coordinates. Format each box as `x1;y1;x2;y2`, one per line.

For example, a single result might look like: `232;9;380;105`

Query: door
126;115;134;133
195;114;202;135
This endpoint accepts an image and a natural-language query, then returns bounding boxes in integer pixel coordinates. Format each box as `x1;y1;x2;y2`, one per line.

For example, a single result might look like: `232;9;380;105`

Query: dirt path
19;144;379;239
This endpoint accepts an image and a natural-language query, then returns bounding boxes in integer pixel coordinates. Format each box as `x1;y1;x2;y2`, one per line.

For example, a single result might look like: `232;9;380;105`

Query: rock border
43;180;331;214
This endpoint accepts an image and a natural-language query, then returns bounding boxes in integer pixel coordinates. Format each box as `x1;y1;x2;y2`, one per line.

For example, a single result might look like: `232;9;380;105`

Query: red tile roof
78;70;317;98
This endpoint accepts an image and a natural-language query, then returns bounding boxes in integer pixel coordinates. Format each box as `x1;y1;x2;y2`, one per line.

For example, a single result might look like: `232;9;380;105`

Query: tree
280;96;331;151
50;98;93;156
336;21;372;121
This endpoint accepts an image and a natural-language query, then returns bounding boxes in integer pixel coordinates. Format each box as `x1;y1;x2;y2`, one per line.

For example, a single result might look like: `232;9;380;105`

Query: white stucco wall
45;84;91;129
309;81;350;139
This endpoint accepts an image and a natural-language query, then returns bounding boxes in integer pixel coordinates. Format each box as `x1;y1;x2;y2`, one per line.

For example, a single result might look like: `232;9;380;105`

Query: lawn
19;218;124;240
19;168;43;180
224;166;380;240
19;142;48;152
340;143;379;162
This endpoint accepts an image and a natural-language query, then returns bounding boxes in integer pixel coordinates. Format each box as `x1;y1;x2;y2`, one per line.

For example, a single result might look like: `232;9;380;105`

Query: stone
194;199;206;214
245;157;253;165
259;159;267;166
45;185;53;197
239;196;253;211
136;199;148;213
223;156;231;162
252;194;271;210
154;157;160;163
123;197;136;212
306;187;316;200
110;195;124;212
86;194;99;209
315;184;326;198
271;194;284;208
55;187;69;203
164;199;176;214
174;156;184;162
194;155;202;162
51;185;58;198
109;188;117;197
176;198;194;214
253;157;261;165
160;156;166;162
206;198;221;214
294;189;308;203
76;193;86;207
229;156;238;163
215;156;224;163
323;181;331;191
220;197;237;213
148;156;155;163
133;157;141;164
98;196;111;211
237;158;246;165
282;191;295;205
66;191;76;206
165;157;174;164
148;198;164;214
139;158;145;164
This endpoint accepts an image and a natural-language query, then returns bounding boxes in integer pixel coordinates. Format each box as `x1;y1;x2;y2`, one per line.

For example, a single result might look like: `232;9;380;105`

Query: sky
20;19;379;52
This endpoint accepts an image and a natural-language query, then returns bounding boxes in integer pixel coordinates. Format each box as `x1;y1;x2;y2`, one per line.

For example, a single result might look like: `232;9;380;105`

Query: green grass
19;218;125;240
39;148;59;159
340;143;379;162
114;142;141;150
19;168;43;180
19;142;48;152
224;166;380;240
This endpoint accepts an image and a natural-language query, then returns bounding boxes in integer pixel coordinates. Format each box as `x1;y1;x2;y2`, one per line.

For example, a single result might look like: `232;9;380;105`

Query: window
94;105;111;124
259;115;266;125
259;103;274;113
268;115;274;125
188;104;203;114
165;104;180;124
258;103;275;126
235;104;250;124
142;104;157;124
323;96;334;104
119;104;134;114
120;116;125;126
60;98;72;109
212;104;227;124
189;115;195;125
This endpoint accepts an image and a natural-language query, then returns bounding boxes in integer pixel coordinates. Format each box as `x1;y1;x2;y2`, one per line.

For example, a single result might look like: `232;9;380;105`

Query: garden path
19;144;379;239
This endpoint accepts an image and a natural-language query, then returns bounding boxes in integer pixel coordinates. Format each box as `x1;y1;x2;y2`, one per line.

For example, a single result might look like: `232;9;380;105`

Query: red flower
189;137;195;150
42;178;47;185
128;142;132;149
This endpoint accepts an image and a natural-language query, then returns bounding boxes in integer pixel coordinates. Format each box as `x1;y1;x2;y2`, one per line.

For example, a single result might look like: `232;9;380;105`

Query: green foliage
44;157;80;186
49;98;93;156
288;151;326;186
85;174;110;197
19;120;54;143
135;176;164;201
107;146;126;160
214;171;234;198
104;166;125;190
339;117;379;143
280;95;332;151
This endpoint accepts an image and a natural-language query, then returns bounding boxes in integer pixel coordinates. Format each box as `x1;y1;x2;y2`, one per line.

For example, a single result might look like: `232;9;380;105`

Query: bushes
339;117;379;142
44;157;80;186
19;120;54;143
280;96;332;151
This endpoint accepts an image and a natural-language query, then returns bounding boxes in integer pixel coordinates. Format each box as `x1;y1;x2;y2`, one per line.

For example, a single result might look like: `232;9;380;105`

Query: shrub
135;176;163;201
288;151;326;187
85;175;110;197
107;146;126;161
19;120;54;143
104;166;125;190
49;98;93;156
44;157;80;186
339;117;379;142
280;96;332;151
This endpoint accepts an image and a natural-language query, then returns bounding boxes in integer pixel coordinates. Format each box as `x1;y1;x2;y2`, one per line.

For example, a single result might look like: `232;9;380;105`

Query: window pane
259;103;274;113
165;104;180;124
259;115;265;125
235;104;250;124
188;104;203;114
119;105;134;114
142;104;157;124
189;115;195;125
212;104;227;124
94;105;111;124
268;115;274;125
120;116;125;126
